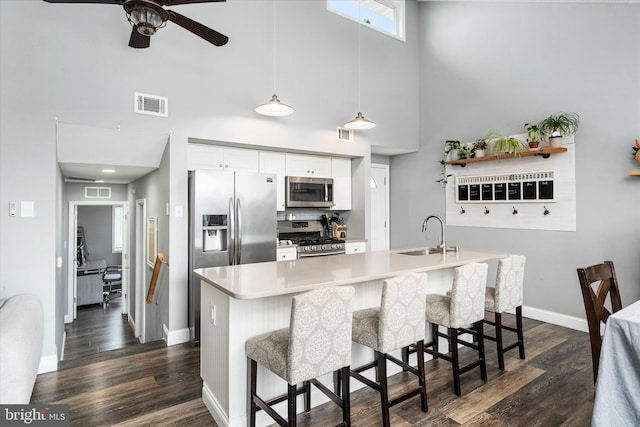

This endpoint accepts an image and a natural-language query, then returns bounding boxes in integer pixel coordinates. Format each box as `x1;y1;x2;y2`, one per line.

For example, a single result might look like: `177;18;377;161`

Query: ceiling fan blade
160;0;225;4
128;27;151;49
42;0;122;4
167;10;228;47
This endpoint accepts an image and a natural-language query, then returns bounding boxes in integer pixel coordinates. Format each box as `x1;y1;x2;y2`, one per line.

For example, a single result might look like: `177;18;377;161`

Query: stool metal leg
416;340;428;412
288;383;297;427
248;359;258;427
340;366;351;427
516;305;526;359
377;351;391;427
449;327;461;396
432;323;439;358
475;320;487;381
495;312;505;370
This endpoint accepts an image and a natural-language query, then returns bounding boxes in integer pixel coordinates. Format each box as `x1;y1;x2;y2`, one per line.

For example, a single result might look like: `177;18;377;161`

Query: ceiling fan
43;0;229;49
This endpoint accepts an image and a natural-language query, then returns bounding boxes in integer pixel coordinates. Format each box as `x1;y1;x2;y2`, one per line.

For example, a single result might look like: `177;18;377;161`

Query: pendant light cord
357;0;361;112
273;0;277;94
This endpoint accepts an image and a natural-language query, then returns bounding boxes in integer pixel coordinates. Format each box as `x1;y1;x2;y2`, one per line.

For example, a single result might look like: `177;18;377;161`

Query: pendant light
344;1;375;130
256;0;293;116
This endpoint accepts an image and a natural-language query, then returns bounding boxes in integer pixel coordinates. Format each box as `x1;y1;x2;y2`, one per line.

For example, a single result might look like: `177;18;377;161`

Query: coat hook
543;206;550;215
484;206;490;215
460;206;466;214
512;206;518;215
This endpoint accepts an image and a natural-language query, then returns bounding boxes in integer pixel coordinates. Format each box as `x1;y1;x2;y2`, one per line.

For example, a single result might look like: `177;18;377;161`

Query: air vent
337;127;354;142
65;176;98;183
85;187;111;199
134;92;168;117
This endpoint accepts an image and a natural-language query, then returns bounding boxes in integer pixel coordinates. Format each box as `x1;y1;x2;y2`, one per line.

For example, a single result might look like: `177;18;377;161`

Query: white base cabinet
345;241;366;254
276;246;297;261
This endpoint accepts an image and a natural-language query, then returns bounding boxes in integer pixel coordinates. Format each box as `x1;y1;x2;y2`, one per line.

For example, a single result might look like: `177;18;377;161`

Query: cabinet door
331;158;352;211
223;147;259;172
285;154;331;177
276;247;297;261
259;151;286;211
345;241;366;254
188;144;224;171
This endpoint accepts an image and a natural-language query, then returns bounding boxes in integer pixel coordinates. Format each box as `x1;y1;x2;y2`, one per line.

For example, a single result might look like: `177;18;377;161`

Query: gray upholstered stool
245;286;355;427
349;273;429;427
423;262;489;396
484;255;526;370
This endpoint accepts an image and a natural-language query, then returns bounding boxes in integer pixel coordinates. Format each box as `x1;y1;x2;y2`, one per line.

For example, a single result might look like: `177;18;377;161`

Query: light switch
9;202;17;217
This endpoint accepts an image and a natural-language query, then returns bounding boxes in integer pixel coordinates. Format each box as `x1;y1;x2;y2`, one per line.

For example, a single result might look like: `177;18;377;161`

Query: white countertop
194;247;509;300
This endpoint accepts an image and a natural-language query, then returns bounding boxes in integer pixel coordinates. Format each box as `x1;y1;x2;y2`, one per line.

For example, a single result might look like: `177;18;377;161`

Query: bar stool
423;262;488;396
349;273;429;427
245;286;355;427
484;255;526;371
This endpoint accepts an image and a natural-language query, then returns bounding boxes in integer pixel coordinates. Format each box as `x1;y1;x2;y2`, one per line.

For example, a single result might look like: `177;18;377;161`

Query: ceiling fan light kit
256;94;294;117
125;0;168;36
43;0;229;49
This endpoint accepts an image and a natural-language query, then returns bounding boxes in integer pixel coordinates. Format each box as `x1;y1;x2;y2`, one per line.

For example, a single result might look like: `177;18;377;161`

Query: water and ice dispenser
202;214;227;252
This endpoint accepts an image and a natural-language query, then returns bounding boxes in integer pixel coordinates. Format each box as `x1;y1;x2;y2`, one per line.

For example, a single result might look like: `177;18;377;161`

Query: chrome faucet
422;214;446;251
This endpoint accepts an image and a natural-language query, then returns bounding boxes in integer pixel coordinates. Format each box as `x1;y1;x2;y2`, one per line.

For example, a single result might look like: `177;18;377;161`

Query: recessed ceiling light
102;169;116;173
95;180;105;183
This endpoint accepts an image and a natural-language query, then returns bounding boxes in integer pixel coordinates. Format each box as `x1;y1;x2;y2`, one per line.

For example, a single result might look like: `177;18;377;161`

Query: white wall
391;1;640;318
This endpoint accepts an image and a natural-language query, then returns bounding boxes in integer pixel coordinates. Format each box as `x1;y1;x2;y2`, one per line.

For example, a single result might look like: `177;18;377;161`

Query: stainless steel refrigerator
188;169;277;344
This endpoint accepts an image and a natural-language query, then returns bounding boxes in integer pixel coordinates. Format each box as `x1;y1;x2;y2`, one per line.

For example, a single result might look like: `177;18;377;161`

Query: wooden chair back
576;261;622;383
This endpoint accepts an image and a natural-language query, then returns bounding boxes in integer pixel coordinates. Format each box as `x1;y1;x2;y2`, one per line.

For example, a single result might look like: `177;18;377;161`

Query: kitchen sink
396;246;459;256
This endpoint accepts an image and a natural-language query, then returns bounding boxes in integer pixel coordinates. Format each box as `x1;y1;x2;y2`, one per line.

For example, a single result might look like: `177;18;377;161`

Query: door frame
134;198;147;342
370;163;390;251
66;200;129;323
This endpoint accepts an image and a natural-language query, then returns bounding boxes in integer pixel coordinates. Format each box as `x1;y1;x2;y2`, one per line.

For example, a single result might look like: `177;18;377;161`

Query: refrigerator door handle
228;197;235;265
236;198;242;264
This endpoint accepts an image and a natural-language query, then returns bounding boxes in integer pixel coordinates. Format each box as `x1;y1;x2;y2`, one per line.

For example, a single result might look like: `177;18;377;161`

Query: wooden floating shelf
628;170;640;176
444;147;568;167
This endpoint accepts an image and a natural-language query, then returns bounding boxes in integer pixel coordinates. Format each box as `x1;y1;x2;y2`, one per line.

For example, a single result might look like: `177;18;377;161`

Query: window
112;205;124;253
327;0;405;41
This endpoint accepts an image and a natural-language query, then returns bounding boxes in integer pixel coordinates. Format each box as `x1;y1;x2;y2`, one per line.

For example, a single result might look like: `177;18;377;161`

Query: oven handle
297;250;346;258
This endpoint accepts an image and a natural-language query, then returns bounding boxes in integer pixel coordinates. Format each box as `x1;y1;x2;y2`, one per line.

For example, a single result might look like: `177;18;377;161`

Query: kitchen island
194;248;509;427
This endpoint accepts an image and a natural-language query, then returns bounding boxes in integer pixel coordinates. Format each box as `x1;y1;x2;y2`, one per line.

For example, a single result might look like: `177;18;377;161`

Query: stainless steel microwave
285;176;334;208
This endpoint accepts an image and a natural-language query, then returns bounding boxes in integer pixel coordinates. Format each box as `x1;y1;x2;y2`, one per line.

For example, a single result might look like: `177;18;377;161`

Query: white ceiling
57;123;169;184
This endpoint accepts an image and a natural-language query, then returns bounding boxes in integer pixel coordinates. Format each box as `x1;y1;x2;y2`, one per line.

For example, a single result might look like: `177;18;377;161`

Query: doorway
370;164;390;251
66;201;134;360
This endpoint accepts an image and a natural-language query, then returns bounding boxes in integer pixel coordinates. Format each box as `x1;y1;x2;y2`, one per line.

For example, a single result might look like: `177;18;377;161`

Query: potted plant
524;122;544;150
634;139;640;164
458;144;473;160
472;138;488;158
444;140;461;160
538;112;580;148
486;130;527;156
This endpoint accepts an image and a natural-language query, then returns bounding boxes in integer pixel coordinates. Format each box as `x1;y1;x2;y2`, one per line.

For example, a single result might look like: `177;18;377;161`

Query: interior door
370;164;389;251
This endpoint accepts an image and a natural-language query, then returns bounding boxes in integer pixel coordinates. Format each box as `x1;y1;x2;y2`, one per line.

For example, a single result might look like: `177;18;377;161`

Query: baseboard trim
523;305;588;333
38;354;58;374
202;383;230;427
162;325;190;346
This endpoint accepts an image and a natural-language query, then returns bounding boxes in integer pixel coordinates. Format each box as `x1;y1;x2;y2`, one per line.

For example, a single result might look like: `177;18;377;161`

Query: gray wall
391;2;640;318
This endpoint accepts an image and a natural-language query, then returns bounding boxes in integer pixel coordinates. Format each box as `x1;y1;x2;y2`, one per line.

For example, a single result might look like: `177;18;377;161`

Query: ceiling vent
85;187;111;199
337;127;354;142
135;92;168;117
65;176;98;183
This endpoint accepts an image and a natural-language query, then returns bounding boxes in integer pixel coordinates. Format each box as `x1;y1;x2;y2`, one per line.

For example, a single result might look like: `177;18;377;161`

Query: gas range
278;220;346;258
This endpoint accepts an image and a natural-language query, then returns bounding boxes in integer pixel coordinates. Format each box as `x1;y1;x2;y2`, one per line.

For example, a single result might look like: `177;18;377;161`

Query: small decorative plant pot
447;149;460;161
474;149;485;158
548;136;563;148
528;141;540;151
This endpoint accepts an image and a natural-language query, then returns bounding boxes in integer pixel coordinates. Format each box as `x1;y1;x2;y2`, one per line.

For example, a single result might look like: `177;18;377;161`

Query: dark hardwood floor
32;308;594;426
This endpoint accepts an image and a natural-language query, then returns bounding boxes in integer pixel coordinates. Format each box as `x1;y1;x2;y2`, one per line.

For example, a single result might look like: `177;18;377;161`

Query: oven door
285;176;334;208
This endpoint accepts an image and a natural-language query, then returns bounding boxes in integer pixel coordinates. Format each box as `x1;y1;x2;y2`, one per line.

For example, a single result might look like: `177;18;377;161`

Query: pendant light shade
344;112;376;130
256;94;294;116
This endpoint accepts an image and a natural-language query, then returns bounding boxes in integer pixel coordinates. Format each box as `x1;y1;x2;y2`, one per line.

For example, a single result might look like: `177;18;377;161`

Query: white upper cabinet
188;144;259;172
259;151;286;211
331;158;352;211
285;154;332;178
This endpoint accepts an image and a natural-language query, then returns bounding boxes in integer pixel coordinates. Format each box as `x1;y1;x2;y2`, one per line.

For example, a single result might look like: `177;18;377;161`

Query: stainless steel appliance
189;170;277;344
278;220;345;258
285;176;334;208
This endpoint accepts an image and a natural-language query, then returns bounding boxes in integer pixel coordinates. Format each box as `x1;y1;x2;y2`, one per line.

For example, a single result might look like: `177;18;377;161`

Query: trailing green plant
436;140;461;187
524;123;544;142
458;145;473;160
486;130;527;156
538;112;580;137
